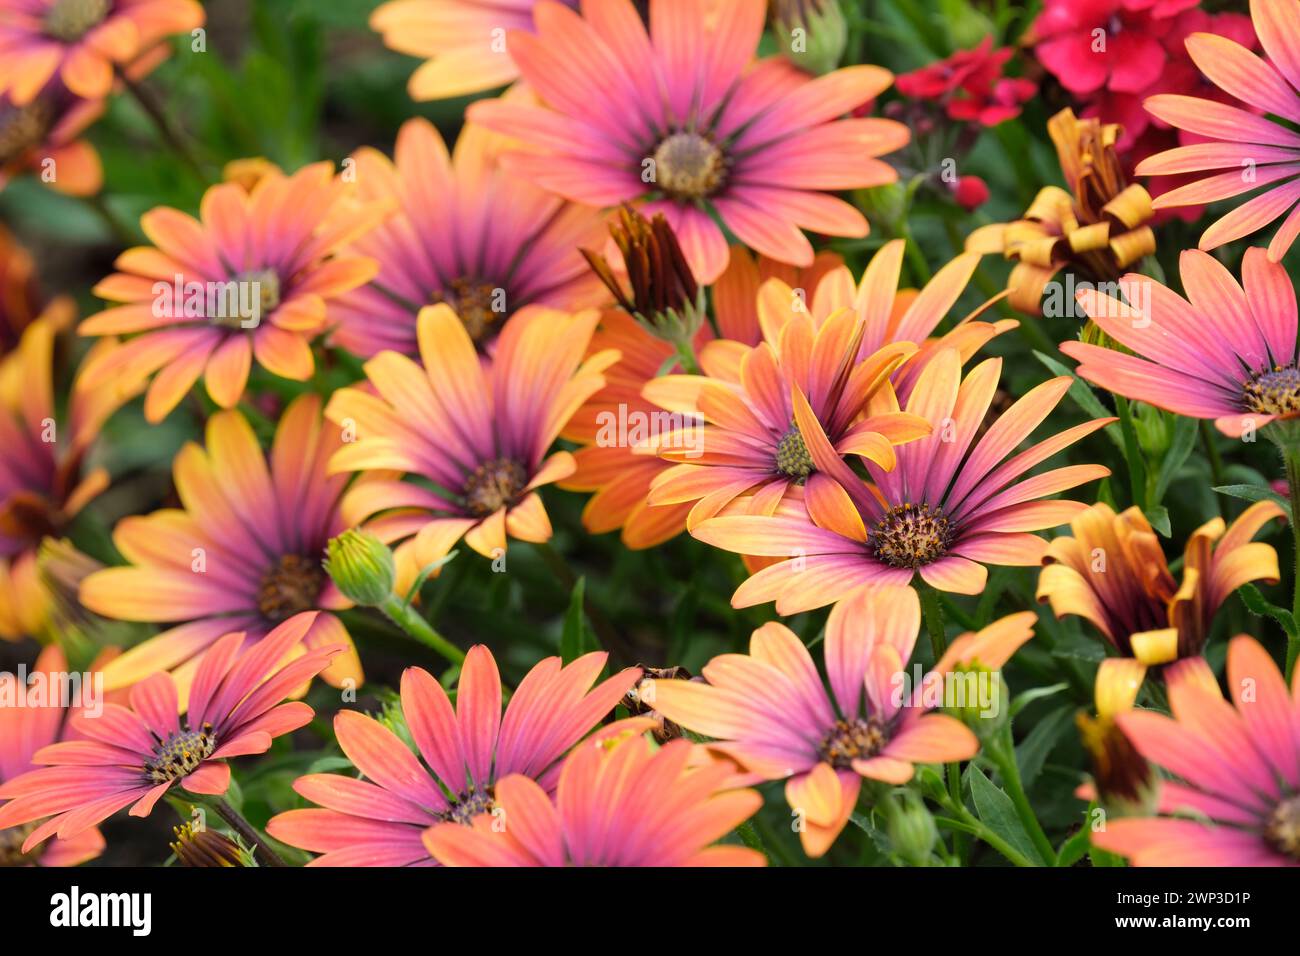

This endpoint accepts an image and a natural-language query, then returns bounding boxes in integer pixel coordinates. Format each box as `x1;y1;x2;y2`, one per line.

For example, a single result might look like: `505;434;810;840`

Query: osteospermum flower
711;244;844;346
369;0;546;102
1135;0;1300;260
0;313;134;642
0;613;340;856
267;646;640;866
325;305;613;585
643;310;928;529
0;645;105;866
0;0;204;104
0;82;102;196
693;349;1112;609
78;161;387;422
467;0;907;283
1063;247;1300;439
1038;501;1283;681
647;587;1032;856
331;114;608;358
1092;636;1300;866
423;726;765;866
78;395;364;702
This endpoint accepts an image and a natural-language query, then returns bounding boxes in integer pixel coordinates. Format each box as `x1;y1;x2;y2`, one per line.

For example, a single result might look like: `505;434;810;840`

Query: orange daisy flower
0;645;106;866
712;244;847;346
423;724;765;867
0;312;134;641
0;613;340;857
693;349;1112;610
324;304;615;586
369;0;546;102
467;0;906;283
266;645;640;866
1038;501;1284;683
0;81;103;197
78;161;387;423
331;114;609;359
0;0;203;104
1092;637;1300;866
646;587;1033;856
78;395;364;703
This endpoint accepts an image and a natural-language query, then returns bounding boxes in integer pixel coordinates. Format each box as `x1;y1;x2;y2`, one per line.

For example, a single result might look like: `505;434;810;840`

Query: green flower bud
773;0;849;76
883;790;938;866
325;529;396;608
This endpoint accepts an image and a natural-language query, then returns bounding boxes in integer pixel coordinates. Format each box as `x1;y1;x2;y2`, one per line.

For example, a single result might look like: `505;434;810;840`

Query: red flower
1031;0;1199;97
896;38;1035;126
950;175;990;210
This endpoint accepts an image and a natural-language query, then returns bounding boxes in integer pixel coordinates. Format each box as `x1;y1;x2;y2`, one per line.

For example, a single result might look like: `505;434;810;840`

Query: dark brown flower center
1264;794;1300;861
653;132;725;201
145;724;217;784
258;554;324;621
439;786;496;826
0;821;43;866
0;100;53;167
818;716;890;769
1243;365;1300;416
444;277;504;344
463;457;528;517
871;503;953;569
44;0;111;42
775;424;814;481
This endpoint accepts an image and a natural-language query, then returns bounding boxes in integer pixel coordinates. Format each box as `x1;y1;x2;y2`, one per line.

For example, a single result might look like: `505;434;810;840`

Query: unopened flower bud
171;822;248;867
772;0;848;76
324;529;396;608
883;790;938;866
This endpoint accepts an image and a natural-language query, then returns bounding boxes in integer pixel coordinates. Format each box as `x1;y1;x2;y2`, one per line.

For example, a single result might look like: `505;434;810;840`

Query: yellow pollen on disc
652;132;725;201
43;0;111;42
870;502;953;569
1265;794;1300;861
1243;365;1300;416
463;458;528;517
818;717;890;769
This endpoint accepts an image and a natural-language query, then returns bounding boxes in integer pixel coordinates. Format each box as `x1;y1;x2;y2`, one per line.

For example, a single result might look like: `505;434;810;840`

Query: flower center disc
1243;365;1300;416
446;277;503;344
871;503;953;569
653;132;725;201
0;821;43;866
818;717;890;769
440;786;496;826
1265;794;1300;861
0;101;53;166
146;724;217;784
44;0;111;42
258;554;324;620
775;424;814;481
463;457;528;517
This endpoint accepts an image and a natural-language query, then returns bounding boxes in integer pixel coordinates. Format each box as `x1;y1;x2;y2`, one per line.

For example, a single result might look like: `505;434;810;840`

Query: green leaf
1153;415;1198;501
1056;825;1093;868
1214;484;1292;520
1014;705;1075;789
1142;504;1171;538
1009;682;1069;719
1032;351;1124;451
969;765;1040;864
1238;583;1299;638
560;577;592;664
402;550;459;608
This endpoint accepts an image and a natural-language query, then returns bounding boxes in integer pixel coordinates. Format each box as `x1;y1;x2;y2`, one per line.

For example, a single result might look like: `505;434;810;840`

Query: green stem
1200;421;1227;517
210;797;287;867
933;801;1035;868
988;726;1058;866
918;581;947;660
378;594;465;665
1284;450;1300;681
115;67;209;181
1114;396;1147;511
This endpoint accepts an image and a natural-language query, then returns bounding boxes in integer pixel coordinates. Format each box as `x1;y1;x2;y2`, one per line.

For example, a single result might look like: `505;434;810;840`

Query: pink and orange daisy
467;0;907;283
1092;636;1300;866
692;349;1112;610
1136;0;1300;260
0;0;204;104
78;161;387;423
369;0;550;102
0;645;105;866
78;394;364;702
267;645;640;866
324;304;615;586
0;81;102;196
1064;248;1300;439
330;115;608;359
0;612;340;857
422;723;765;867
646;587;1034;856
